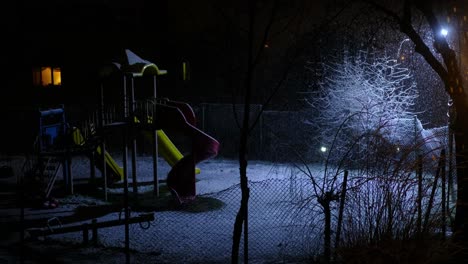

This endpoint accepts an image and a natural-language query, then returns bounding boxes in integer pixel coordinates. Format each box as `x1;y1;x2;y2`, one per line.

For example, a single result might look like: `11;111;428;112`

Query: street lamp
441;28;448;37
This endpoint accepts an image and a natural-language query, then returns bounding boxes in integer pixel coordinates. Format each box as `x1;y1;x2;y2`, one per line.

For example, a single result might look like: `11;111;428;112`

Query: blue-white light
441;28;448;37
320;146;327;153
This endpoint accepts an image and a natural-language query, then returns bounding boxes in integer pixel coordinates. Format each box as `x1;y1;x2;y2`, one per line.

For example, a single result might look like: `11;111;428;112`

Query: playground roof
121;49;167;77
100;49;167;78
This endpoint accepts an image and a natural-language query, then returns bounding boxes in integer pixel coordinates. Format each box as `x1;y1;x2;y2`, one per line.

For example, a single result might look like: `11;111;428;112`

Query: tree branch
363;0;449;89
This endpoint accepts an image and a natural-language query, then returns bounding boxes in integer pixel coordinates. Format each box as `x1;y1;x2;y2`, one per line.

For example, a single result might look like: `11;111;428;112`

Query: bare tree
358;0;468;247
305;49;418;166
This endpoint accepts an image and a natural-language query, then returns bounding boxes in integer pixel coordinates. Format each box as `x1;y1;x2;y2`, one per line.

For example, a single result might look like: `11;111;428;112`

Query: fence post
91;219;98;245
335;170;348;252
441;149;446;239
417;154;423;234
83;223;89;245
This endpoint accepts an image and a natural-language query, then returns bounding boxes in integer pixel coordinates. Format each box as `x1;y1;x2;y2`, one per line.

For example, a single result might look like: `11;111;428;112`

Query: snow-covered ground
2;155;318;263
1;153;451;263
65;155;315;262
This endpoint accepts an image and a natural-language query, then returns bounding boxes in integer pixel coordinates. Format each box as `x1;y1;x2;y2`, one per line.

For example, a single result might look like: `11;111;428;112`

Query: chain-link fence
196;103;312;162
0;103;456;263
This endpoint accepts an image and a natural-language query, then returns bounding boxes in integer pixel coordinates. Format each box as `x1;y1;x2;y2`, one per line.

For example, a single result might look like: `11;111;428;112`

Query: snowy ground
1;154;318;263
1;152;449;263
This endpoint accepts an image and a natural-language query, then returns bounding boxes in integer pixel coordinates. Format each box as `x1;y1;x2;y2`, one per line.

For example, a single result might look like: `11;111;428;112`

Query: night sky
1;0;457;151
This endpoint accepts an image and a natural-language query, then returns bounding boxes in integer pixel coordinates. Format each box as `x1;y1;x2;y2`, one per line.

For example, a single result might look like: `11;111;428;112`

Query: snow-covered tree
306;50;418;164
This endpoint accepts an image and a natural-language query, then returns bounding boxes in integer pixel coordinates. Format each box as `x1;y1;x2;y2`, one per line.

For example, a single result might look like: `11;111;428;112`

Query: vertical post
441;149;447;239
448;122;454;216
123;75;128;118
102;140;108;201
123;127;130;264
19;170;24;263
100;83;108;201
335;170;348;251
123;75;130;263
414;115;419;160
320;193;332;264
63;157;73;194
131;77;138;195
153;75;159;196
91;219;98;245
417;154;423;234
100;83;105;127
202;104;205;131
90;151;96;183
83;223;89;245
153;131;159;197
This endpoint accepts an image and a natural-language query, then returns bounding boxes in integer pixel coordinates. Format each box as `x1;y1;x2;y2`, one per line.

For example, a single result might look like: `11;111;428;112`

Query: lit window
32;67;61;86
41;67;52;85
53;68;61;85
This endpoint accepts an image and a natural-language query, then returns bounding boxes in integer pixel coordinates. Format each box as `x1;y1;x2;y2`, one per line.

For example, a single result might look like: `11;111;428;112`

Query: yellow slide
72;128;124;181
95;145;124;180
144;130;201;175
135;116;200;174
72;126;199;181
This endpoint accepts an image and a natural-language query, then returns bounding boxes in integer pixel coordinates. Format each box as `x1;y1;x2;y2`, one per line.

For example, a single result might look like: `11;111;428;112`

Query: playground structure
24;49;220;205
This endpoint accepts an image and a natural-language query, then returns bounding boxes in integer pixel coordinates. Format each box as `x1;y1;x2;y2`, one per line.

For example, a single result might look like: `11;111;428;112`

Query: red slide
155;100;219;204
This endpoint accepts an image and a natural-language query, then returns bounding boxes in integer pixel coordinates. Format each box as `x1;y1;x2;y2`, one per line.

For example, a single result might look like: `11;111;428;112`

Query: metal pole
100;83;105;127
102;140;107;202
131;77;138;195
100;83;108;201
90;151;96;183
447;99;455;219
123;75;128;118
417;154;423;234
441;149;447;239
19;171;24;264
153;75;159;196
123;127;130;264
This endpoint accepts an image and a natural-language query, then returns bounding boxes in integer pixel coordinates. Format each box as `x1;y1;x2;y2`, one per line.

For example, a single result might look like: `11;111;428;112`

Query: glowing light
32;66;61;86
320;146;327;153
441;28;448;37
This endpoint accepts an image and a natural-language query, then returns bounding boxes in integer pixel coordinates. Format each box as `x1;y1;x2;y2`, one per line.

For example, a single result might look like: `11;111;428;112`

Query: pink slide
155;100;219;204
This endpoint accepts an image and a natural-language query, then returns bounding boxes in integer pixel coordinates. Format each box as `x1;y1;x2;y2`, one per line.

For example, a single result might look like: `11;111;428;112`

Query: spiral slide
149;100;220;203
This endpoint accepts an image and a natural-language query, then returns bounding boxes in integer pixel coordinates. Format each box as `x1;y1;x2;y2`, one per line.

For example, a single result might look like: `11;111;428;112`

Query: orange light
53;68;61;85
32;66;62;86
41;67;52;86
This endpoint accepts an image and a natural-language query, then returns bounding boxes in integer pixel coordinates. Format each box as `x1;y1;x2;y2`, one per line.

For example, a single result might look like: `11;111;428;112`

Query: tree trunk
335;170;348;250
231;1;255;263
453;120;468;242
408;0;468;245
323;200;331;264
